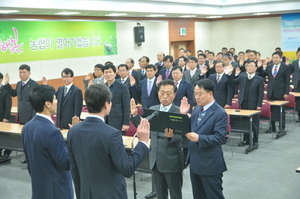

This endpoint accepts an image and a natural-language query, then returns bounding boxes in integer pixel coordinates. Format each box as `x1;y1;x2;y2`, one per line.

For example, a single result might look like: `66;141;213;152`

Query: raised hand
85;73;93;80
201;65;208;75
42;77;48;85
257;60;263;68
235;67;241;75
130;98;138;116
136;118;150;143
4;73;10;84
180;97;190;114
68;116;80;128
88;80;93;88
156;75;162;84
129;74;136;86
285;57;290;65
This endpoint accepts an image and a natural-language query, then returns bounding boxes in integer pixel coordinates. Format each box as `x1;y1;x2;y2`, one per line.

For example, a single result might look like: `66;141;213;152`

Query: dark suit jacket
257;63;290;99
56;84;83;129
290;59;300;89
67;116;149;199
155;62;164;77
173;79;194;110
183;69;201;88
131;104;184;173
187;102;227;175
230;73;264;109
131;78;160;109
130;69;138;80
117;77;138;104
135;69;147;86
4;79;39;124
22;115;73;199
159;67;173;80
208;74;233;107
107;80;130;130
0;86;12;121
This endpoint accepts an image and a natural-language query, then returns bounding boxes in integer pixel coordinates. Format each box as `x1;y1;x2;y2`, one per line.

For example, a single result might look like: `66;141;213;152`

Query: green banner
0;21;117;64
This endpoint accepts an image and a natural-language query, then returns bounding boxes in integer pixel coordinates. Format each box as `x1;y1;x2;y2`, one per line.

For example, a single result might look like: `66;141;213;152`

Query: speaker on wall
134;26;145;43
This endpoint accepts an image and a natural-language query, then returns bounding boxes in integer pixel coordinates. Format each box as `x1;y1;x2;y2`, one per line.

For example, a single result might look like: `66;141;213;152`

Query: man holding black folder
130;79;185;199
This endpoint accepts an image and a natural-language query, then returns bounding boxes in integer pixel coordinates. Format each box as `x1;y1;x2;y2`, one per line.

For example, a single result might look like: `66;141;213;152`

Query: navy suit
187;102;227;199
155;62;164;77
173;79;194;111
159;67;173;80
130;69;138;80
106;80;130;131
4;78;39;124
131;78;160;109
56;84;83;129
208;74;233;107
67;116;149;199
22;115;73;199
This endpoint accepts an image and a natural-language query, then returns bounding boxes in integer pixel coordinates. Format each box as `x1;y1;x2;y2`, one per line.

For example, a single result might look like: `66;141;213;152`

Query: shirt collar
202;100;215;112
65;83;73;90
36;113;55;125
22;78;30;85
160;103;173;112
175;79;182;86
86;114;105;122
147;77;155;81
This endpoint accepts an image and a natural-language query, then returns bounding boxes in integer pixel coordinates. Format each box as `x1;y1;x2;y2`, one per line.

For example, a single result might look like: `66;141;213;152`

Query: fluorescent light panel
54;12;81;15
146;14;166;17
253;12;270;15
179;15;196;18
105;13;128;16
206;16;222;18
0;10;20;14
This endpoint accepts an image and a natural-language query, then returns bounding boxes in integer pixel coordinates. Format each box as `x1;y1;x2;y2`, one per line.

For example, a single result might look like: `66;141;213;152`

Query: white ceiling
0;0;299;18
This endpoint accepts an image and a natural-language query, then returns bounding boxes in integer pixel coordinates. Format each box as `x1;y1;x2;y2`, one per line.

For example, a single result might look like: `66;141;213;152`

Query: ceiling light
253;12;270;15
206;16;222;19
54;12;81;15
0;10;20;14
146;14;166;17
179;15;196;18
105;13;128;16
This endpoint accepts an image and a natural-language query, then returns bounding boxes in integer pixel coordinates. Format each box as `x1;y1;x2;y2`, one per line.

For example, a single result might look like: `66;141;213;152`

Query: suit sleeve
284;66;290;95
110;131;149;177
74;88;83;117
226;81;233;106
3;91;12;120
121;86;130;126
47;129;70;170
257;78;264;108
3;83;17;97
67;133;81;199
198;111;228;147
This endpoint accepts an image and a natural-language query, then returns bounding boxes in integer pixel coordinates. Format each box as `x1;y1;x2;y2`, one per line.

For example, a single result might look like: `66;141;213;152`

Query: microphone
145;110;159;121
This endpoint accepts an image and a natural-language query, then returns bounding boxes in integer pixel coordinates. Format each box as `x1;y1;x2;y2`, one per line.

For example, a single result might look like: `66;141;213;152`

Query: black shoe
4;154;9;158
238;140;249;146
21;160;27;164
296;120;300;123
265;129;272;133
252;143;259;148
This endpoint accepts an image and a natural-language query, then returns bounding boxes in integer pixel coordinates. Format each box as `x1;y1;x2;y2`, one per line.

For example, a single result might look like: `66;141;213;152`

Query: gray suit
4;78;39;124
183;69;201;88
83;76;104;89
290;59;300;90
131;104;184;199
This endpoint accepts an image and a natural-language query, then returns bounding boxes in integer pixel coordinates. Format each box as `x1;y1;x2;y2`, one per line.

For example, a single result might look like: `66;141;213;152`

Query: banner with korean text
281;13;300;61
0;21;117;64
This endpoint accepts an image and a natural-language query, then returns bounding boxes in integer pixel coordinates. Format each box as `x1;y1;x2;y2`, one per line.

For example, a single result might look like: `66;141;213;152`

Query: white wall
195;17;281;58
0;20;169;84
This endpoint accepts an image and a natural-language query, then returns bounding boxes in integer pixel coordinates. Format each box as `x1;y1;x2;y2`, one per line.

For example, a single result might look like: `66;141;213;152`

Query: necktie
147;80;152;96
196;106;204;126
166;69;170;79
175;81;178;86
248;75;252;80
121;79;124;83
22;82;25;86
64;86;68;97
190;70;195;77
273;65;278;78
142;70;145;77
217;74;220;83
161;106;167;112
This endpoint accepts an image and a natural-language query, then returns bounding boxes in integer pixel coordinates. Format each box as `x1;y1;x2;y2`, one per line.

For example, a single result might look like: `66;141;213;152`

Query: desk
225;109;261;154
268;101;289;139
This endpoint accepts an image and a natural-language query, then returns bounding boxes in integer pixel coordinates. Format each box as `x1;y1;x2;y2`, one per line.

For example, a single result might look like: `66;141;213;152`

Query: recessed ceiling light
206;16;222;19
0;10;20;14
179;15;196;18
105;13;128;16
54;12;81;15
146;14;166;17
253;12;270;15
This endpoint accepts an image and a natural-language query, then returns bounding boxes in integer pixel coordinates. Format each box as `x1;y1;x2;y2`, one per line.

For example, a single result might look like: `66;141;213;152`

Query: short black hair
214;61;225;67
197;50;203;54
157;79;177;93
128;58;134;64
94;64;104;70
179;56;187;62
163;55;174;62
29;85;55;112
61;68;74;77
217;52;223;56
238;51;245;55
145;64;157;71
198;53;206;59
222;47;228;51
229;47;235;51
272;51;282;58
0;72;3;79
105;61;113;65
275;47;281;51
172;66;183;72
227;51;234;56
187;56;198;63
196;78;215;95
208;51;215;56
85;84;112;113
247;61;258;68
245;49;251;53
141;56;150;63
222;53;232;59
179;48;185;52
249;50;257;55
185;50;191;53
103;64;116;73
19;64;30;72
297;47;300;53
257;52;261;56
118;64;129;70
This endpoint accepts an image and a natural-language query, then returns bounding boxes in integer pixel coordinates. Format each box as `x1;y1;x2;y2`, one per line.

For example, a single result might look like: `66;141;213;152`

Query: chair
284;93;296;131
259;101;273;138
